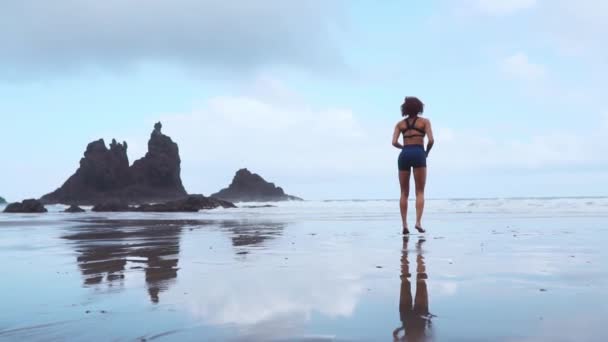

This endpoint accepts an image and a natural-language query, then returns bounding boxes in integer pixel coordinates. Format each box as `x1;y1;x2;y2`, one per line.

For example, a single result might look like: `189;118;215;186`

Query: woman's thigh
413;167;427;193
399;171;411;194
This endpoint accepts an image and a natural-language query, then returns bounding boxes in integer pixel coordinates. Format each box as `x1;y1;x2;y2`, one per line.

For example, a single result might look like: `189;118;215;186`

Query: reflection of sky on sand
171;221;367;337
59;218;368;338
510;316;608;342
181;261;364;325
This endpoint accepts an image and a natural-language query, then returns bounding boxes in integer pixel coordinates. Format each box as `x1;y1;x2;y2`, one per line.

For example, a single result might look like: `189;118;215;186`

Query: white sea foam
233;196;608;214
1;197;607;223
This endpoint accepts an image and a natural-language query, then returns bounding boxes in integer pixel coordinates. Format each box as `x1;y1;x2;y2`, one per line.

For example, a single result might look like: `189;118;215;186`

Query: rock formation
41;122;187;205
4;199;48;213
211;168;302;202
41;139;131;204
0;196;6;204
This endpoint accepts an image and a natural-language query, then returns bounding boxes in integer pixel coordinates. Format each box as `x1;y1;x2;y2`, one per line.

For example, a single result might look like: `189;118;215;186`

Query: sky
1;0;608;201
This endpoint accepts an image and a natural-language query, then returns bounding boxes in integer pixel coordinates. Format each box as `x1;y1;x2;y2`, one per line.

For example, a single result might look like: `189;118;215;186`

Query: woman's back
400;115;428;146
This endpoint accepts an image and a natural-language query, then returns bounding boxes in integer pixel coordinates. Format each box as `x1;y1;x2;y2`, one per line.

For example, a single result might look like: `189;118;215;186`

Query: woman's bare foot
402;227;410;235
415;225;426;233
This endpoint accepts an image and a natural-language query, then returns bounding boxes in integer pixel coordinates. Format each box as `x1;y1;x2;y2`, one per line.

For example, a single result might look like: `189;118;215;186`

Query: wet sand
0;203;607;341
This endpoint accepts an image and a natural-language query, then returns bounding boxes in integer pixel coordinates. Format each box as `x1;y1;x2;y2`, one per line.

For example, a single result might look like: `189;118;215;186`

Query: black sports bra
403;117;426;138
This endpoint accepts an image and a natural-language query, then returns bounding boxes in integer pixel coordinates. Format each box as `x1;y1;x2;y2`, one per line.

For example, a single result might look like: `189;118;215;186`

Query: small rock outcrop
92;195;235;213
241;205;277;208
137;195;236;212
64;205;86;213
211;169;302;202
3;199;48;213
92;202;133;212
0;196;6;204
41;122;187;205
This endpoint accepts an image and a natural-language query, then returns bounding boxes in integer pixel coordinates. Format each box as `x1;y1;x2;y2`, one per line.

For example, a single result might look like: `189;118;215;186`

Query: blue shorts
398;145;427;171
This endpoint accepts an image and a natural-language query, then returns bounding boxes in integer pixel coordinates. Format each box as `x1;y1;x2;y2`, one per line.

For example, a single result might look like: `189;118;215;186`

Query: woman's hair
401;96;424;117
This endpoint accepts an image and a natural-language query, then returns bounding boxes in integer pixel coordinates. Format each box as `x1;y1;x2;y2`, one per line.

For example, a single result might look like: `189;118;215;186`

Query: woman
392;97;434;235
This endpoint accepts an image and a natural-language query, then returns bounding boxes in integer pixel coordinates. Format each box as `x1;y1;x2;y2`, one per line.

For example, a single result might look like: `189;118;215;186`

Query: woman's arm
392;123;404;149
425;119;435;157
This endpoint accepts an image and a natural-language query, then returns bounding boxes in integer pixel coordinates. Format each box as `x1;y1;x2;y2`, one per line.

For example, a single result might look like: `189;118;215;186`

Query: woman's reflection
393;236;433;341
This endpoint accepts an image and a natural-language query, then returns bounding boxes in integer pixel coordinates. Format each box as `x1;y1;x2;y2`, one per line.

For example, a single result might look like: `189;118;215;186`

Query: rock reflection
63;219;184;304
393;236;433;341
63;219;286;302
219;220;285;251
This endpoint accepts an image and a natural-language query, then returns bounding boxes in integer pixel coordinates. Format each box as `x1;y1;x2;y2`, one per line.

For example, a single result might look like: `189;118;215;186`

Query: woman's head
401;96;424;117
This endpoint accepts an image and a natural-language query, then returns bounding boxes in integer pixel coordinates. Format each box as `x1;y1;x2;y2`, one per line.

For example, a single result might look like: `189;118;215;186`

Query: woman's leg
413;167;427;230
414;237;429;315
399;170;411;233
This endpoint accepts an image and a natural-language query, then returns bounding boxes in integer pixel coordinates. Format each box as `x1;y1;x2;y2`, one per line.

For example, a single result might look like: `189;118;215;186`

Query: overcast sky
1;0;607;201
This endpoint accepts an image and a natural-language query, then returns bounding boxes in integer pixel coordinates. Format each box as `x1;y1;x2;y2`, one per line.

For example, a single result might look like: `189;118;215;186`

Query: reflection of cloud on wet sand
185;267;363;326
431;281;459;297
508;316;608;342
173;219;370;339
174;226;366;338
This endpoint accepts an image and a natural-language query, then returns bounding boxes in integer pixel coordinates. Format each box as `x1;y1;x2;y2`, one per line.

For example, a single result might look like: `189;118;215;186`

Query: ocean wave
2;197;608;223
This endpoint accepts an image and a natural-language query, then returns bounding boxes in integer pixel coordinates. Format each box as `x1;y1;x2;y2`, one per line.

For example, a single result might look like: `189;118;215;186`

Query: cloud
145;76;392;197
0;0;346;79
473;0;537;15
501;52;546;81
540;0;608;58
433;121;608;173
159;79;372;170
142;76;608;198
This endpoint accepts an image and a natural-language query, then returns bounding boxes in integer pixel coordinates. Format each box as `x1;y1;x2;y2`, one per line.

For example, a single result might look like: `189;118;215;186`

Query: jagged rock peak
110;138;128;151
131;122;185;192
